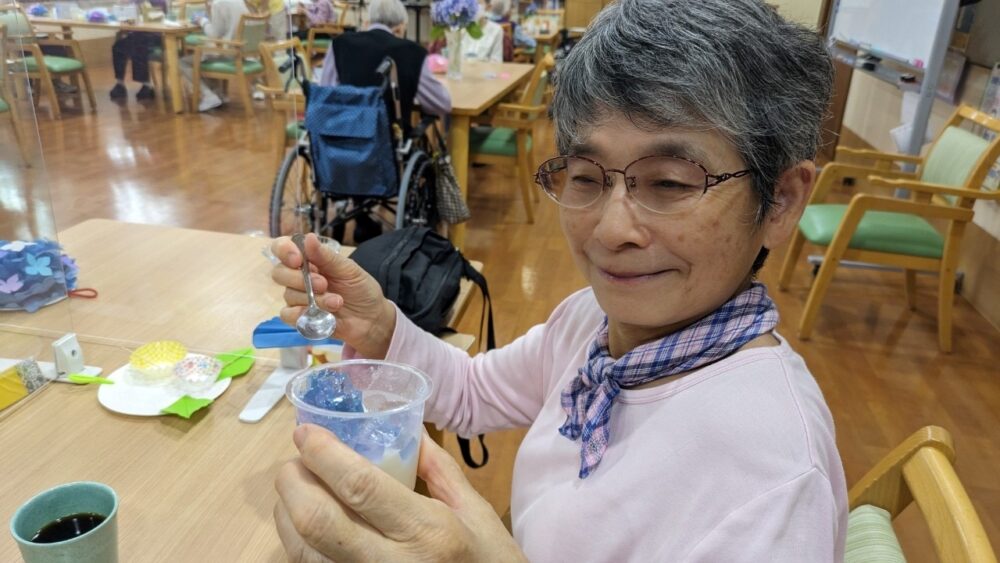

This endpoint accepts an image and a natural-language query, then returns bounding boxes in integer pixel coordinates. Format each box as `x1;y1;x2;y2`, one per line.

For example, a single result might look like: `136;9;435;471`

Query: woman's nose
592;173;647;247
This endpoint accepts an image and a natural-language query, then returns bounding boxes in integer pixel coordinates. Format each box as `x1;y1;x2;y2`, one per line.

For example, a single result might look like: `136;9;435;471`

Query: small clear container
285;360;431;489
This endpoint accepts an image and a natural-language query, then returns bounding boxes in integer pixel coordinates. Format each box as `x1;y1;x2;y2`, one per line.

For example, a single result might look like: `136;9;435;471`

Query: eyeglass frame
533;154;755;214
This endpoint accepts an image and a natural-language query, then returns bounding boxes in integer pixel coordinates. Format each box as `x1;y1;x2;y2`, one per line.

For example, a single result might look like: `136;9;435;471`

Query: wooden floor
3;64;1000;560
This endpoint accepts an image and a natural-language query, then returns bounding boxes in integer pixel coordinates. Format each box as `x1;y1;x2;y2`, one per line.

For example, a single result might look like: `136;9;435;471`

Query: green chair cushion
200;58;264;74
286;120;303;140
0;97;9;113
799;203;944;259
310;38;331;48
15;55;84;73
149;46;164;60
469;126;531;157
844;505;906;563
185;33;206;46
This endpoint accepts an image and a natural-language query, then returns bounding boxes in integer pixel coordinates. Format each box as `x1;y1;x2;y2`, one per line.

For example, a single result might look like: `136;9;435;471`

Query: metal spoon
291;234;337;340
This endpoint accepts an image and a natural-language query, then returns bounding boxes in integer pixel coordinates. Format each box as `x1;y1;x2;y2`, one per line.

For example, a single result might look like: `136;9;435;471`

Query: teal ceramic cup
10;482;119;563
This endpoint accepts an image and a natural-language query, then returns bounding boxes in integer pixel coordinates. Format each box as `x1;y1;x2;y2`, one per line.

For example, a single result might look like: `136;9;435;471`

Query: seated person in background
180;0;251;111
317;0;451;241
271;0;848;560
267;0;289;40
109;0;169;101
487;0;535;50
293;0;335;41
109;31;159;101
461;2;503;62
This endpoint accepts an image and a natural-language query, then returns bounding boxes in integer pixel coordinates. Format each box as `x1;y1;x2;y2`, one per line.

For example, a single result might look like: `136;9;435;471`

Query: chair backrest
0;5;35;41
259;37;310;91
175;0;209;21
333;0;350;25
518;52;554;106
237;12;271;55
918;104;1000;207
848;426;996;562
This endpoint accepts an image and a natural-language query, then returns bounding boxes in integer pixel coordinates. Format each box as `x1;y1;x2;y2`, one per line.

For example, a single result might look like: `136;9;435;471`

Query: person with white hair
317;0;451;241
318;0;451;119
486;0;536;50
273;0;846;560
461;0;503;61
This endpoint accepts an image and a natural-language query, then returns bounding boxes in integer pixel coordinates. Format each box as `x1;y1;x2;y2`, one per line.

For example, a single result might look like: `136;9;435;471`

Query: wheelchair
268;56;440;241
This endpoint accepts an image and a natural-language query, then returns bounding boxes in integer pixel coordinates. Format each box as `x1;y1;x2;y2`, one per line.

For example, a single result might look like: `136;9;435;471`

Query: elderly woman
270;0;844;560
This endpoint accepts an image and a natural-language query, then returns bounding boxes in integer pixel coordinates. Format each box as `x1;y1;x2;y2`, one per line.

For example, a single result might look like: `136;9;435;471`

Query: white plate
98;360;231;417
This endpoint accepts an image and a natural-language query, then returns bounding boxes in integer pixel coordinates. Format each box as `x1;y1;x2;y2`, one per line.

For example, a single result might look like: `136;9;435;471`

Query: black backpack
350;226;494;468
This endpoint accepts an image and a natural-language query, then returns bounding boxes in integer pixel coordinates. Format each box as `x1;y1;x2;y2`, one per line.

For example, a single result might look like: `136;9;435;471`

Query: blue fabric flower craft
0;239;80;313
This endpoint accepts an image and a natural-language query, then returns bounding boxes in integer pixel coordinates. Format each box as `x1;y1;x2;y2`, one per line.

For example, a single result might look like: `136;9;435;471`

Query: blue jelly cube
303;369;363;413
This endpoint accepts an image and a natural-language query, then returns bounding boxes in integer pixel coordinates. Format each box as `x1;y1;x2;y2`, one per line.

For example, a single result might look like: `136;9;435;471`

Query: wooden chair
845;426;996;562
535;8;565;32
191;12;270;115
468;53;554;223
258;38;309;167
1;24;31;165
0;5;96;120
305;24;343;62
778;104;1000;352
176;0;210;54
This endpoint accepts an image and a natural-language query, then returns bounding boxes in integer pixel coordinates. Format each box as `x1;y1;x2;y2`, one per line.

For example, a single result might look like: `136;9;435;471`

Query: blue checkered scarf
558;282;779;478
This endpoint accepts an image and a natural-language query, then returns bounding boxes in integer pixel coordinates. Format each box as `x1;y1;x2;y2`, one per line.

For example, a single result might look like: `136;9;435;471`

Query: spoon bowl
292;234;337;340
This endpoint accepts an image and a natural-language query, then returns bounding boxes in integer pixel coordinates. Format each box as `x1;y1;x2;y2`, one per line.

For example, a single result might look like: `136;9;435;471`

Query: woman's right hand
270;233;397;359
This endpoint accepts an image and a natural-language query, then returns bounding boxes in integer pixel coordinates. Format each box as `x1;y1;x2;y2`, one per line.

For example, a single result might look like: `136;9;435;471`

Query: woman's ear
761;160;815;250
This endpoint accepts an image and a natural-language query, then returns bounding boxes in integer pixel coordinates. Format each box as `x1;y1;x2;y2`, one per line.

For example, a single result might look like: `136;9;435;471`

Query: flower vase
446;28;463;80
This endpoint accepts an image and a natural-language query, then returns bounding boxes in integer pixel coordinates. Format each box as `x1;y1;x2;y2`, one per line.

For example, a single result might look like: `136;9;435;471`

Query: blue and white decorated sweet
0;240;79;313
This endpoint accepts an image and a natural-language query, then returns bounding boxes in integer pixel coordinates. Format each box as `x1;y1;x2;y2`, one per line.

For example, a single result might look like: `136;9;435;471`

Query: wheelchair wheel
396;150;439;230
269;146;320;238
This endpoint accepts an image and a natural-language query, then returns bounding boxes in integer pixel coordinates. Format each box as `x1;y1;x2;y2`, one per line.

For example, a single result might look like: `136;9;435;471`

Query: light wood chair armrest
868;176;1000;201
808;162;917;204
201;37;245;49
849;426;955;515
35;36;86;60
491;103;546;128
844;193;974;224
836;146;924;165
193;44;241;59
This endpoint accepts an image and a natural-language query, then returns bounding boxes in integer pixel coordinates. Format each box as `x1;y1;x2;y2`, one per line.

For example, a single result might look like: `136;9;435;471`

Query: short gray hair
489;0;508;17
551;0;834;225
368;0;407;28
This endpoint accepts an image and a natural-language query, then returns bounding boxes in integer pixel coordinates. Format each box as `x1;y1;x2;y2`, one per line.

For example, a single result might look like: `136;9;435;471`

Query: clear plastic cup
285;360;432;489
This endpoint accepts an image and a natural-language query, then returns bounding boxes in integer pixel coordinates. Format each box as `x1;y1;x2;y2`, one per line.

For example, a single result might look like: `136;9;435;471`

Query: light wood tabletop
0;219;481;561
30;17;199;114
439;61;534;249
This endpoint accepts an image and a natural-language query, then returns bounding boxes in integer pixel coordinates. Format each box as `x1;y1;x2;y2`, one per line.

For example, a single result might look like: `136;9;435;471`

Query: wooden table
30;18;199;114
531;29;560;62
440;61;534;249
0;219;482;560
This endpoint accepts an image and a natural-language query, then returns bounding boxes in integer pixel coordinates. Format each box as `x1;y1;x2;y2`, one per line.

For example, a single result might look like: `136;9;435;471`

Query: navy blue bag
304;83;399;196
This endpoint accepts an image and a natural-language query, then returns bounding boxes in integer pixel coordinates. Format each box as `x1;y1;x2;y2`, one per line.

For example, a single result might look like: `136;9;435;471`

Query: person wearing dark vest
317;0;452;242
317;0;451;121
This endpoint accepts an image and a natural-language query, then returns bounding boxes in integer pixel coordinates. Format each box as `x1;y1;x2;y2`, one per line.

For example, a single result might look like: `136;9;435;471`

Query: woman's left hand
275;424;527;563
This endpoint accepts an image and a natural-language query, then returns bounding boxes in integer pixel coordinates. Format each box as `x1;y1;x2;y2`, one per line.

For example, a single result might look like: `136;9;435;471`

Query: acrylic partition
0;3;309;414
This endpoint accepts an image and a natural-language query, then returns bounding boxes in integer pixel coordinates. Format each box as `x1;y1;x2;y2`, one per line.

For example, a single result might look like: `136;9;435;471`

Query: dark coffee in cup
31;512;107;544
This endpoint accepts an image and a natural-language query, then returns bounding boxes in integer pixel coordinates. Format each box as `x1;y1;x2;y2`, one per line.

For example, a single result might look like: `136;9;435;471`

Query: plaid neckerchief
558;282;779;478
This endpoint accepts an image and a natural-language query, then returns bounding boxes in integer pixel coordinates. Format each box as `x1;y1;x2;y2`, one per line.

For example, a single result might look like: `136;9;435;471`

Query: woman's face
558;115;809;353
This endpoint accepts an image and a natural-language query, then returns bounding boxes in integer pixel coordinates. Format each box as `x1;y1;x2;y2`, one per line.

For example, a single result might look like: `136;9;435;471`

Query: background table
440;61;534;249
0;219;483;560
30;18;199;114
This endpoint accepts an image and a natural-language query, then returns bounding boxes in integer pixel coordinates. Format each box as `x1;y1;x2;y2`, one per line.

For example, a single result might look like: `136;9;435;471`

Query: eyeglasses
534;155;753;215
